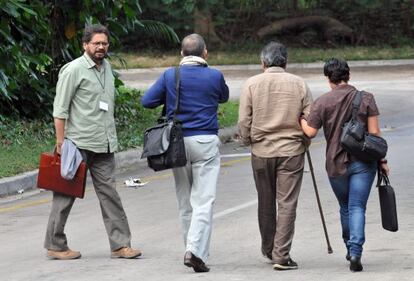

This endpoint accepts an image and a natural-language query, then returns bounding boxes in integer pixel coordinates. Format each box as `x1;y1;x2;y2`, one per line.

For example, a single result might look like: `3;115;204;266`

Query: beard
87;50;107;63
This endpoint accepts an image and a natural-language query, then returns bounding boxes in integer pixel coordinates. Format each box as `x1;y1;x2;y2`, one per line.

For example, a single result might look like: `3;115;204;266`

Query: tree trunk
256;15;353;43
292;0;298;11
193;7;223;47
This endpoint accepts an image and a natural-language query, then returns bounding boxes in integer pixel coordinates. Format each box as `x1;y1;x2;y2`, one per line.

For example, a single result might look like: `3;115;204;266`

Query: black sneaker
273;258;298;270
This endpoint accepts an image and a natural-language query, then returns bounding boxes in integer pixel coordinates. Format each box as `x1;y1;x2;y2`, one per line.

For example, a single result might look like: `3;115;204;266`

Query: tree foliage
0;0;178;119
136;0;414;48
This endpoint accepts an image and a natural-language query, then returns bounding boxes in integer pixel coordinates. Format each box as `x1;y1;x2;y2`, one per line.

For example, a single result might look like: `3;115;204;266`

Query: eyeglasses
89;41;109;47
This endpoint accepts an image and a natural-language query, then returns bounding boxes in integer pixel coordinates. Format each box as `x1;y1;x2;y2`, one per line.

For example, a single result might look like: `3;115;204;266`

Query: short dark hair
181;34;206;57
82;24;109;43
260;42;288;68
324;58;350;84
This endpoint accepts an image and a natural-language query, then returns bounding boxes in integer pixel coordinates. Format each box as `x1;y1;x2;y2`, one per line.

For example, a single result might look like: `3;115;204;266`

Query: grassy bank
0;87;239;178
110;45;414;69
0;120;55;178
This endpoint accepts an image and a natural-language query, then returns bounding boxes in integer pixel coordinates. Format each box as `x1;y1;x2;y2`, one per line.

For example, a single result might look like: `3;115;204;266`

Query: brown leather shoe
111;247;142;259
184;251;210;273
47;249;81;260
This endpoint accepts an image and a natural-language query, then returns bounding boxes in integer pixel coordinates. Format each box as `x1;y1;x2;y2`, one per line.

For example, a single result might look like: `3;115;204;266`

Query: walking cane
306;149;333;254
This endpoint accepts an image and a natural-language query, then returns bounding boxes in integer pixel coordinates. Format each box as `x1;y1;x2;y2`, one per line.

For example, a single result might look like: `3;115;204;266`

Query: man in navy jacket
142;33;229;273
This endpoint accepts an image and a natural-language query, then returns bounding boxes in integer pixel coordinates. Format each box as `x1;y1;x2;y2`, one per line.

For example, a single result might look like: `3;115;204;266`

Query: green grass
110;45;414;69
218;101;239;128
0;119;55;178
0;94;240;178
1;140;55;177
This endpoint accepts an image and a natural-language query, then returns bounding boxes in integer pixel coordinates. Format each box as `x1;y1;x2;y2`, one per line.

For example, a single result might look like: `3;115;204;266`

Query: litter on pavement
124;178;148;188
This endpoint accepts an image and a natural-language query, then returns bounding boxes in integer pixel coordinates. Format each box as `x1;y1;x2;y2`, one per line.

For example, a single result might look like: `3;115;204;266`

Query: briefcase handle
51;147;61;165
376;168;390;187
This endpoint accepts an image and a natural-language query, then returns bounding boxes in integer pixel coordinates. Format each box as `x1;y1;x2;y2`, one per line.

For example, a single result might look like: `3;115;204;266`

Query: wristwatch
379;159;387;164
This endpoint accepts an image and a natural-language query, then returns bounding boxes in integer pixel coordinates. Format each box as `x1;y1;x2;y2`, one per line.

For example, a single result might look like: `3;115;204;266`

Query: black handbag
376;169;398;232
141;67;187;171
340;91;388;162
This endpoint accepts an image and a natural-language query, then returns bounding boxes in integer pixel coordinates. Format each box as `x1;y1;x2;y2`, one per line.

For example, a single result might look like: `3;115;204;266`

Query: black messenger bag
340;91;388;162
141;67;187;171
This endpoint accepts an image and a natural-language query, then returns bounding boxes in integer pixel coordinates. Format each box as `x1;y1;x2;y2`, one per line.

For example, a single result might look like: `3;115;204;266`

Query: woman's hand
380;162;390;176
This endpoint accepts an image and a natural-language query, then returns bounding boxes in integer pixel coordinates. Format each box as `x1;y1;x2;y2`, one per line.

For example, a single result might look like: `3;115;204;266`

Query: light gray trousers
172;135;221;263
44;150;132;251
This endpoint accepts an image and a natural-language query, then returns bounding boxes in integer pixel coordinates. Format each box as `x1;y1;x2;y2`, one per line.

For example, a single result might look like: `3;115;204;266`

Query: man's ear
82;43;87;51
203;49;208;59
180;50;184;57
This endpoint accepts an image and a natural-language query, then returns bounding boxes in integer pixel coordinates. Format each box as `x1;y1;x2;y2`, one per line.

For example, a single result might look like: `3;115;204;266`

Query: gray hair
181;34;206;57
82;24;109;43
260;42;288;68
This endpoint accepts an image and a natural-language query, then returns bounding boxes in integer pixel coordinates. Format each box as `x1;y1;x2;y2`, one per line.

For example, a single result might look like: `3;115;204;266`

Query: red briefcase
37;152;87;198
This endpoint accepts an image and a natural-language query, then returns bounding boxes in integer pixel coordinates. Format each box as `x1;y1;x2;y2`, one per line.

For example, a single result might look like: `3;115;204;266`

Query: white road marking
221;153;251;158
214;199;258;219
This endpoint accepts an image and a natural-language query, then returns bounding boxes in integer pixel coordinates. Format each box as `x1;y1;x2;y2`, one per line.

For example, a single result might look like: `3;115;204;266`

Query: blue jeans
328;161;377;257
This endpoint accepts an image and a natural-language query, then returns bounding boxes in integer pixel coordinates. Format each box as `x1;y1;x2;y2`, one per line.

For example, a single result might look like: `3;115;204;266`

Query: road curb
116;59;414;74
0;126;238;197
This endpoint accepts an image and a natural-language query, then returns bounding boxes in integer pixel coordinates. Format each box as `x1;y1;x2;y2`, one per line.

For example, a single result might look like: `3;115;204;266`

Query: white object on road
124;178;148;188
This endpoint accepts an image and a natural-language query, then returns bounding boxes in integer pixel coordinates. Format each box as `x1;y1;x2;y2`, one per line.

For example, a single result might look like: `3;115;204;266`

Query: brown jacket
238;67;313;157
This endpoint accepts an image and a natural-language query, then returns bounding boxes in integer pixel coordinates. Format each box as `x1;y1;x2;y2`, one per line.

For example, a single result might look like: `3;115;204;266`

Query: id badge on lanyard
99;101;109;111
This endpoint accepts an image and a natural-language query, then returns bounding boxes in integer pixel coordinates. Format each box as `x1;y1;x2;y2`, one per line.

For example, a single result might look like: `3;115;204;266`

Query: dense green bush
0;0;177;119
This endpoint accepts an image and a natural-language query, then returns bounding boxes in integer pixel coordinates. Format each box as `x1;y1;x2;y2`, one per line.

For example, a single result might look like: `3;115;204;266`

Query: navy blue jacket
141;65;229;136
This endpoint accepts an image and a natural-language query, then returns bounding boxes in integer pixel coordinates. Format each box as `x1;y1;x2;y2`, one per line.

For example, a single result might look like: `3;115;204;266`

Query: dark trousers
44;150;132;251
251;153;304;263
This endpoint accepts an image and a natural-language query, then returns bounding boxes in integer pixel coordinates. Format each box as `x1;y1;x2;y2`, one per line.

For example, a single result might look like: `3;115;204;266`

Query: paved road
0;65;413;281
118;62;413;100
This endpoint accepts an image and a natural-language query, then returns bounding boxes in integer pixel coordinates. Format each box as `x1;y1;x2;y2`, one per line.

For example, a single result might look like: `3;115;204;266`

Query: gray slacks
44;150;132;251
251;153;304;264
172;135;221;263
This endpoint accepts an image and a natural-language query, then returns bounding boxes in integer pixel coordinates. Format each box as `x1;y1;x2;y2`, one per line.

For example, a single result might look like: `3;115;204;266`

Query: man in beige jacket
238;41;312;270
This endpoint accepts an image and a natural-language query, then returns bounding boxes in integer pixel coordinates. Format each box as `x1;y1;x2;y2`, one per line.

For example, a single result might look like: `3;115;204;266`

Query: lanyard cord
83;55;105;91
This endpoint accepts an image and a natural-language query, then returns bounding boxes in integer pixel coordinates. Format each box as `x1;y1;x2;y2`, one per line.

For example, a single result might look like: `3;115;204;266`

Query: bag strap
350;91;363;121
174;66;181;118
160;67;181;121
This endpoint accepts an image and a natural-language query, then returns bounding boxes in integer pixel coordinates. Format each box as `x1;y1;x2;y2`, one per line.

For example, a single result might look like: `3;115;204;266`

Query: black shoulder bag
340;91;388;162
141;67;187;171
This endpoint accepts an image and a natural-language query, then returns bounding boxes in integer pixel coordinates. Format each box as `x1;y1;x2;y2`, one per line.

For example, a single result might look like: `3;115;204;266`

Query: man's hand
303;136;312;147
232;132;241;142
233;132;251;146
56;142;63;155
